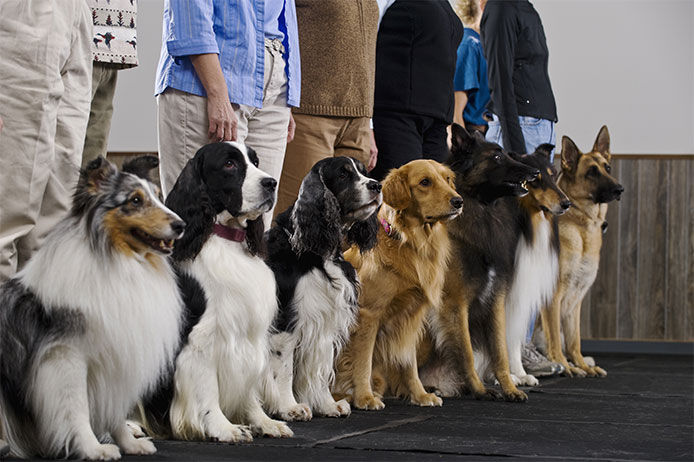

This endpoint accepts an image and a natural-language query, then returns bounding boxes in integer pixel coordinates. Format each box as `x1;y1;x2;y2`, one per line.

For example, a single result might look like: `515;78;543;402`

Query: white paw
281;403;312;421
80;443;121;460
318;399;352;417
209;422;253;443
517;374;539;387
126;420;146;438
254;419;293;438
119;437;156;455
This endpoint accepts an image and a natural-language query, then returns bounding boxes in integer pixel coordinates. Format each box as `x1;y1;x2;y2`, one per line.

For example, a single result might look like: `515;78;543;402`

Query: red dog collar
213;223;246;242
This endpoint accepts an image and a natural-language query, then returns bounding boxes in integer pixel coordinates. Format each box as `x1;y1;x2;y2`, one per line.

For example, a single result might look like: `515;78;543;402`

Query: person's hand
287;112;296;143
206;94;237;142
367;129;378;172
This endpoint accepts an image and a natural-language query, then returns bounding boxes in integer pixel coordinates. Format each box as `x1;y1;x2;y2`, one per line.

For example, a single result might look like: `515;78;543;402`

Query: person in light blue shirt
156;0;300;225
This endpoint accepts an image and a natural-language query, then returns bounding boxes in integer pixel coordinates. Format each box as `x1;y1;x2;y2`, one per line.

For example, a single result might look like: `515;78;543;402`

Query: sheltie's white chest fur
508;216;559;316
180;236;277;413
19;231;182;432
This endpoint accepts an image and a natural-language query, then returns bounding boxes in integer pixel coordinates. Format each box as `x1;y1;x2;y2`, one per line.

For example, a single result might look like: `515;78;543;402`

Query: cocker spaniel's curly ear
122;155;159;182
381;169;411;211
345;211;379;253
290;167;341;257
165;154;216;262
245;216;266;258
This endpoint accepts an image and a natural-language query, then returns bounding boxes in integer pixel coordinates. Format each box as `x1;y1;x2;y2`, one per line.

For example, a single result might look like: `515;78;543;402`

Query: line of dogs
0;125;623;459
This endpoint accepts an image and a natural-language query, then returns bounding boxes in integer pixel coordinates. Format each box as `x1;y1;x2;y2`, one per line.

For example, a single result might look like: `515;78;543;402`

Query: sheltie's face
74;157;185;257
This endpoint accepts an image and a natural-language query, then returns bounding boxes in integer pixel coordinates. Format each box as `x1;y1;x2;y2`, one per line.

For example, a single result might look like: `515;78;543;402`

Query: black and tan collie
138;142;292;443
264;157;381;419
0;157;185;460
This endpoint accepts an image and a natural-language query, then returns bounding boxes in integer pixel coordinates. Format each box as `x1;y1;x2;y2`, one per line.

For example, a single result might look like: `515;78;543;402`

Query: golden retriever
333;159;463;410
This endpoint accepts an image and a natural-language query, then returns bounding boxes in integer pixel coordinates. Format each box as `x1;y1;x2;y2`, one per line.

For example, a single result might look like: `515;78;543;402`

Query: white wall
109;0;694;154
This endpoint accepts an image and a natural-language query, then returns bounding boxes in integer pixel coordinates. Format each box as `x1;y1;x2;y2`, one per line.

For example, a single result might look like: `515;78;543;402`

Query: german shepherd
421;124;539;402
536;126;623;377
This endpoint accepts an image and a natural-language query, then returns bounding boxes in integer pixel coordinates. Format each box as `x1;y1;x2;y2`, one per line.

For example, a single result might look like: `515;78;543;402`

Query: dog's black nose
560;200;572;210
262;177;277;191
450;196;463;209
171;220;186;235
613;184;624;196
368;181;382;192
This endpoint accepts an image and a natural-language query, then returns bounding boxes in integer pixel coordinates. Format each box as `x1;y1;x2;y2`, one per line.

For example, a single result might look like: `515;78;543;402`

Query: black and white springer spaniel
138;141;293;442
264;157;382;419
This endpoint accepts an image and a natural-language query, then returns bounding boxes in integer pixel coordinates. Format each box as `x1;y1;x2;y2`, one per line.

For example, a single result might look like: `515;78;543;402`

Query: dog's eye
420;178;430;187
130;196;142;206
604;164;611;173
493;154;502;162
224;160;237;170
587;166;599;177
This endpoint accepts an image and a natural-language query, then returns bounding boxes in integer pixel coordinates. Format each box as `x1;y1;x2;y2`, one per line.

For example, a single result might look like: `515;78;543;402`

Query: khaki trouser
158;39;291;228
82;63;119;166
275;114;371;215
0;0;92;282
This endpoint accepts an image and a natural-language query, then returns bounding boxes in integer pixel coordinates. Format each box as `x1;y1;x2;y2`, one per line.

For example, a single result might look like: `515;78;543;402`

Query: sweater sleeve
165;0;220;57
481;3;526;153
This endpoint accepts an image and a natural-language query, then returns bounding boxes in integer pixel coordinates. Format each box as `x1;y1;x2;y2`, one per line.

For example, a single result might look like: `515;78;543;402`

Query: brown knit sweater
293;0;378;118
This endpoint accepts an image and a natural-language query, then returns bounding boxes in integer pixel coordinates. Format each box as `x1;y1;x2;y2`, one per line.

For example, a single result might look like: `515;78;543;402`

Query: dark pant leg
371;111;423;180
421;118;450;163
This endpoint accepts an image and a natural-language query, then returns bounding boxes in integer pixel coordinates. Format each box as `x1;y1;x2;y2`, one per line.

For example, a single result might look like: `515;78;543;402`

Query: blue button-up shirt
155;0;300;108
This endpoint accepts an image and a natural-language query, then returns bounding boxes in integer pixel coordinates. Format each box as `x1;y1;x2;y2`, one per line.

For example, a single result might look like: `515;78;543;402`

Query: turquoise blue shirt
155;0;301;108
453;28;489;127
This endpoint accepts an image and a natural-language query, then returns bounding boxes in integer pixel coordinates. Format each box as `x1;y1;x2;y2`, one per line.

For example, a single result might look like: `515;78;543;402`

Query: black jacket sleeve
481;2;526;153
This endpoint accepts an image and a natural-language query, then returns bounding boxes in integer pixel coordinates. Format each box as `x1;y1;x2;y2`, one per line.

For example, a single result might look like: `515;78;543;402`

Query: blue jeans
486;115;556;163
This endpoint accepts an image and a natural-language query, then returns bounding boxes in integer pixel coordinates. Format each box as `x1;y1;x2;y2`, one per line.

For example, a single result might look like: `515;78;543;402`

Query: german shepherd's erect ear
561;136;581;174
534;144;555;162
381;169;412;211
592;125;611;163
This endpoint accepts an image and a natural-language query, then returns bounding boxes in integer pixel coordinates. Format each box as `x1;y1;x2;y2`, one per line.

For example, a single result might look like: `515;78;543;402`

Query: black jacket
374;0;463;122
481;0;557;153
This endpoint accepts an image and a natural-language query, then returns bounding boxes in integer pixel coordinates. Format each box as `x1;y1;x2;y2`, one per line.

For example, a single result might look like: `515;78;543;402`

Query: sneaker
0;438;9;459
522;342;565;377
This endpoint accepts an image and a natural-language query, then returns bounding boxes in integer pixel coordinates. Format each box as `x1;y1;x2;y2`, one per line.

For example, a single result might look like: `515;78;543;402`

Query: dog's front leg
111;421;155;455
245;393;293;438
542;286;572;374
349;308;385;410
33;346;121;460
398;342;442;407
564;303;607;377
263;332;311;421
489;293;528;402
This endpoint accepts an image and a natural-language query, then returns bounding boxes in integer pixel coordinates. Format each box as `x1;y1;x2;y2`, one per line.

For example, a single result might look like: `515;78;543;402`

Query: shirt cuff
167;39;219;57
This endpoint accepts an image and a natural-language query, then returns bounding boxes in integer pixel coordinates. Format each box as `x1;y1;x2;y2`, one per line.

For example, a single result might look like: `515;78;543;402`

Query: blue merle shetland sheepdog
0;157;185;460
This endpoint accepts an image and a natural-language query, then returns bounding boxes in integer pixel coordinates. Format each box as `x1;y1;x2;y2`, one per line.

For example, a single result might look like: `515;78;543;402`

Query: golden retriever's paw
503;388;528;403
80;443;121;461
210;422;253;443
411;392;443;407
254;419;293;438
354;393;385;410
281;403;312;422
119;437;156;455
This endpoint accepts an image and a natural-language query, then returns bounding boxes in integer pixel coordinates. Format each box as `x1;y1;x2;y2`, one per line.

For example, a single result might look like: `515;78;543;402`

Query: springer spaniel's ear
345;211;379;253
122;155;159;182
165;153;215;262
381;169;411;211
245;216;266;258
290;167;341;257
